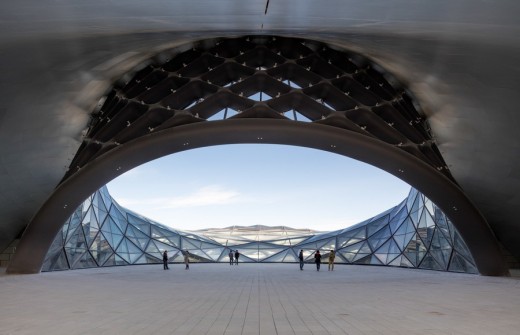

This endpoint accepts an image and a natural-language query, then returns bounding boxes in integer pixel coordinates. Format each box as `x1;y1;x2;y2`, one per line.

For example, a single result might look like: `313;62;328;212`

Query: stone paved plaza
1;263;519;335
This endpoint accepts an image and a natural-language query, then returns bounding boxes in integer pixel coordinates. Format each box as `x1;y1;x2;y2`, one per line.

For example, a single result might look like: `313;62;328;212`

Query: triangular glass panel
429;248;448;270
148;240;176;260
257;248;281;261
109;206;128;233
226;108;239;118
353;255;372;265
424;197;435;216
100;228;123;250
367;215;390;237
370;255;383;265
47;230;64;257
368;226;391;251
65;247;88;268
452;231;473;261
408;194;424;226
207;108;226;121
337;227;366;248
400;255;414;268
374;252;389;264
71;251;97;269
247;91;272;101
283;250;299;262
316;238;336;251
448;252;478;274
388;207;407;234
377;238;401;255
418;208;436;229
114;254;129;266
395;217;415;236
286;80;302;89
338;251;356;263
126;224;150;250
419;253;443;270
388;255;402;267
282;110;296;120
89;231;114;265
203;247;225;261
265;250;288;262
135;254;161;264
403;235;423;267
101;253;116;267
187;249;211;261
42;249;68;272
94;206;109;229
294;110;312;122
393;232;414;251
181;238;201;251
100;187;113;210
51;250;70;271
352;242;372;262
65;225;87;250
127;214;150;236
405;188;419;211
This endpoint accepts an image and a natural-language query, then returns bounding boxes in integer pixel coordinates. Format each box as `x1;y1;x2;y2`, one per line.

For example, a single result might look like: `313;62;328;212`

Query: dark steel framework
7;36;508;275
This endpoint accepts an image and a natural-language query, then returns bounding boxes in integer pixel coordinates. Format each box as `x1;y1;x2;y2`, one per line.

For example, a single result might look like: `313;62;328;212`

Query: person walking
328;249;335;271
229;249;234;265
184;250;190;270
314;250;321;271
298;249;304;270
162;250;169;270
234;250;240;265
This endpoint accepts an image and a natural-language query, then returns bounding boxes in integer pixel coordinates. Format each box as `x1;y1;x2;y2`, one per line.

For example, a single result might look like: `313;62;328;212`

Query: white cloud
117;185;242;209
164;185;241;208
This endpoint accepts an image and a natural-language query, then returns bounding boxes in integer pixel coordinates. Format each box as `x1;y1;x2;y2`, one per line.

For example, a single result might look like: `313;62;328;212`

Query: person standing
163;250;169;270
298;249;304;270
328;250;335;271
314;250;321;271
184;250;190;270
229;249;234;265
234;250;240;265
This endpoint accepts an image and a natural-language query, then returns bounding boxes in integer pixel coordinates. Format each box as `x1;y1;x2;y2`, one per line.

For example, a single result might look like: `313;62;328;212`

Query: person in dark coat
163;250;169;270
299;249;304;270
234;250;240;265
229;249;234;265
314;250;321;271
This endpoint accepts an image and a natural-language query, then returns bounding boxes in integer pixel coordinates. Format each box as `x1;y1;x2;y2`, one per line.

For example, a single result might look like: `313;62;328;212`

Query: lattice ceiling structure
43;186;477;274
63;36;450;184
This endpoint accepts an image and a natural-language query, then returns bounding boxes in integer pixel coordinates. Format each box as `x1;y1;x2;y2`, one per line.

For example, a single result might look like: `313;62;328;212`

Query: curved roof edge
7;119;509;275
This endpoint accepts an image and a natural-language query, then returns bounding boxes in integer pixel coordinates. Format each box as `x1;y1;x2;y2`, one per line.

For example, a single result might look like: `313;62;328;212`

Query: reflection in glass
43;186;478;274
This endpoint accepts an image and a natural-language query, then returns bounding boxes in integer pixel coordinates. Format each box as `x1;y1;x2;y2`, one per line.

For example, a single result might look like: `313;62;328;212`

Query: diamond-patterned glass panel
43;186;478;274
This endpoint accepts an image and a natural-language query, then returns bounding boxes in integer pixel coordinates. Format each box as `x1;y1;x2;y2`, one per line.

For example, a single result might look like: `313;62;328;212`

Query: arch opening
7;36;508;275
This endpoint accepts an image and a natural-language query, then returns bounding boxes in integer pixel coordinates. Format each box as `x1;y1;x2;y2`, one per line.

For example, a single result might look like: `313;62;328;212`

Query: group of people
228;249;240;265
163;248;335;271
299;249;335;271
162;250;191;270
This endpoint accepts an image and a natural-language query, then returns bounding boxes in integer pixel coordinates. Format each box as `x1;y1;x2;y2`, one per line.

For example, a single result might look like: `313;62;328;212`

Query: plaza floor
1;263;519;335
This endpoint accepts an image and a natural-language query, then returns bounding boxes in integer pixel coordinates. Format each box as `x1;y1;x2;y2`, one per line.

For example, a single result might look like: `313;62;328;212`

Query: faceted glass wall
43;186;477;274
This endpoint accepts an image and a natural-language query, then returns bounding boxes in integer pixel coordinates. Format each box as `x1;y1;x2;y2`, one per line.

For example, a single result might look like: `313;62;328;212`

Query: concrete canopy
1;1;519;275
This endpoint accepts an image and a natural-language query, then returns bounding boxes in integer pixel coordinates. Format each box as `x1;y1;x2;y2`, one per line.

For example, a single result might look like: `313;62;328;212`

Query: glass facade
43;186;477;274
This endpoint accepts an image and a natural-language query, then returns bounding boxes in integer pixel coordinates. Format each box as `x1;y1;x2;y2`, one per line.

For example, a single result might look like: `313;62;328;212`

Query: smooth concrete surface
1;264;519;335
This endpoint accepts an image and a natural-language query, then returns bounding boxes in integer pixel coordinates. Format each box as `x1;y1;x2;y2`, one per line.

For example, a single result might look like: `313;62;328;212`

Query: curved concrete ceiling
1;1;520;272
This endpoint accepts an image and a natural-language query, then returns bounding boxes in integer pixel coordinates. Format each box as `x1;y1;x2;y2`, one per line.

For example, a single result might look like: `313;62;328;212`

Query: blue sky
107;144;411;231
